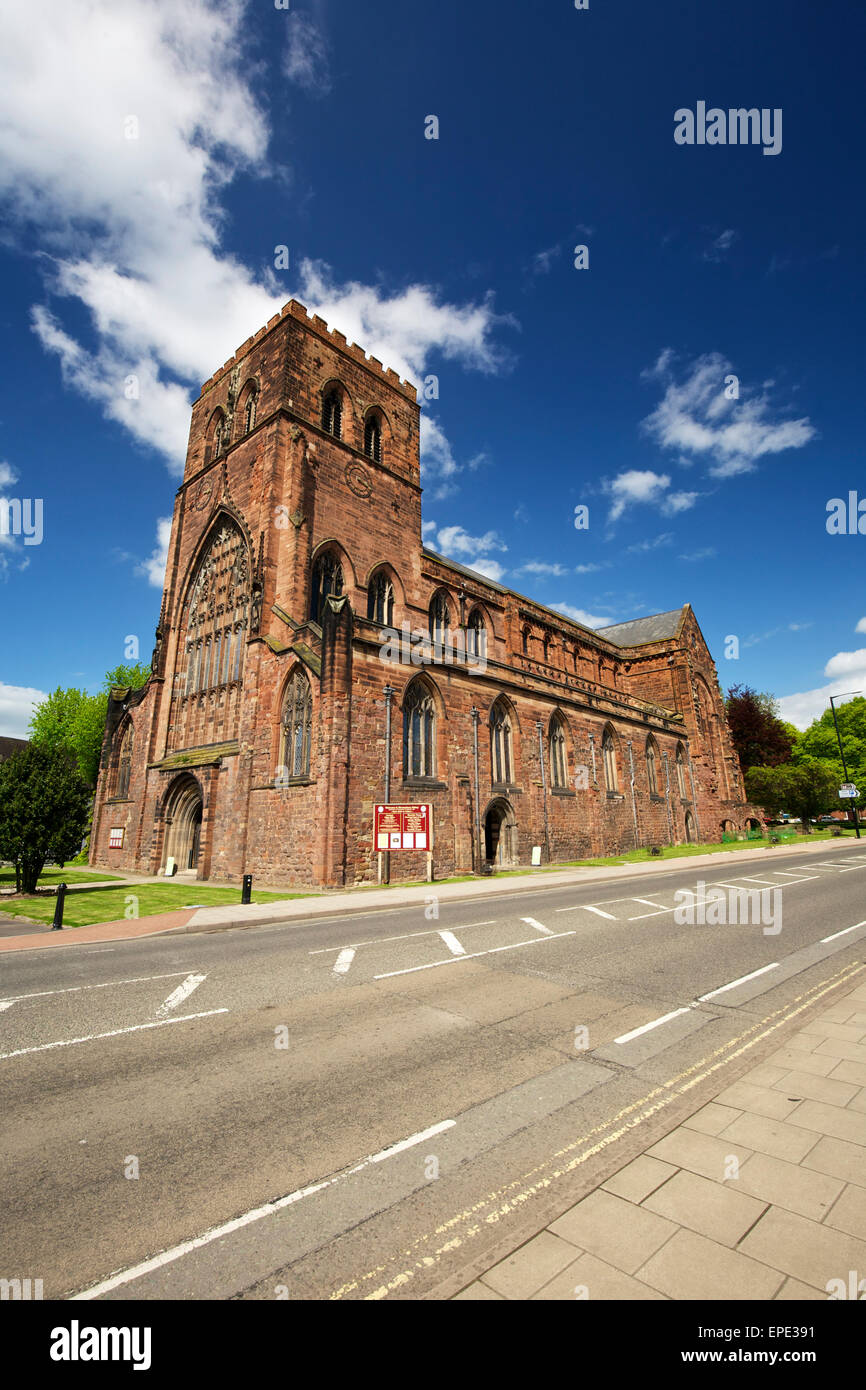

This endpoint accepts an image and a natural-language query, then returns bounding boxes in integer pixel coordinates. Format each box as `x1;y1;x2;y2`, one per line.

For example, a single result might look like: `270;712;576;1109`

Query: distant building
91;301;757;885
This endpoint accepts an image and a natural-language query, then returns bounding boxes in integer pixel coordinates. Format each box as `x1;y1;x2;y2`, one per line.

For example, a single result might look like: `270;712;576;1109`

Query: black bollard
52;882;67;930
241;873;252;905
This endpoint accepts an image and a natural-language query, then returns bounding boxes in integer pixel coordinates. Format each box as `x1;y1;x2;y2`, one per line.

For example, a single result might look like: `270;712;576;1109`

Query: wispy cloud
516;560;570;577
423;523;507;581
678;547;717;562
283;12;332;96
626;532;674;554
603;469;698;524
701;228;738;263
551;601;613;629
135;517;172;589
641;350;816;479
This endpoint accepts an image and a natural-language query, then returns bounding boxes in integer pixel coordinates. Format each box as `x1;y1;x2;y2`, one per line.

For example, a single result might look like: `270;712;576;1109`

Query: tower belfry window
322;390;342;439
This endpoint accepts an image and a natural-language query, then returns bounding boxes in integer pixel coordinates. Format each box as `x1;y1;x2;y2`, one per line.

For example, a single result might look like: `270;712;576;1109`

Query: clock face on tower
193;478;213;511
345;462;373;499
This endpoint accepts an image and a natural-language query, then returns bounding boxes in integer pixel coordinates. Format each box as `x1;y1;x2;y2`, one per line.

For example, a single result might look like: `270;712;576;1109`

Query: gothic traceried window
364;414;382;463
280;670;313;779
245;390;257;434
550;716;567;789
182;520;250;696
115;722;134;799
466;608;486;661
429;591;450;644
322;389;342;439
368;569;394;626
404;680;436;779
603;727;618;792
491;698;514;785
310;551;344;623
646;737;659;796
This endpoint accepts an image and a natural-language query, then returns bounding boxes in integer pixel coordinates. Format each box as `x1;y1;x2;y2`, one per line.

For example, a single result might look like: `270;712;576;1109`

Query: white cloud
551;602;614;630
856;617;866;634
641;350;816;479
0;461;17;488
467;558;507;583
702;228;738;262
0;2;513;480
283;13;332;95
777;650;866;729
679;547;717;562
135;517;173;588
603;470;698;524
626;532;674;554
575;562;604;574
0;682;47;738
517;561;569;577
423;524;507;582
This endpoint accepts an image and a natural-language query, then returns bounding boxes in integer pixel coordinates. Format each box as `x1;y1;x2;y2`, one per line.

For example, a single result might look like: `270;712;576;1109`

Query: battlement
198;299;418;402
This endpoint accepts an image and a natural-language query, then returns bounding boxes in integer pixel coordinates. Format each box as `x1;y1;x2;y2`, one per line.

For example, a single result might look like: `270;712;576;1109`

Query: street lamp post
829;691;862;840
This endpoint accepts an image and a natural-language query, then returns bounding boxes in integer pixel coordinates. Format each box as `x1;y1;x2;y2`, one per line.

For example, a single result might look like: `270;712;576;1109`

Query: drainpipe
471;706;481;873
627;739;639;849
536;721;550;863
588;731;597;786
662;750;674;845
383;684;393;884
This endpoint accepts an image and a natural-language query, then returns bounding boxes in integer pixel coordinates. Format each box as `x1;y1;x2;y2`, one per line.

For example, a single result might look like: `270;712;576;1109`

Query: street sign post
839;785;859;798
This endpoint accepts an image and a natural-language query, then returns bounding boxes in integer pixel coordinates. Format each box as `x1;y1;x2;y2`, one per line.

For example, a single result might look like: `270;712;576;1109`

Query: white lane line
0;972;192;1004
332;948;356;975
698;964;779;1002
614;1008;692;1046
0;1000;16;1013
0;1009;229;1062
627;907;679;921
309;921;496;954
822;920;866;943
438;931;466;957
374;931;576;980
773;873;820;882
155;973;206;1017
72;1118;455;1301
729;877;782;887
520;916;554;936
630;898;667;909
580;905;617;920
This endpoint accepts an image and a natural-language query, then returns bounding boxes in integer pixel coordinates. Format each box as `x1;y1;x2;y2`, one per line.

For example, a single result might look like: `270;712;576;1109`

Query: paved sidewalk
453;977;866;1301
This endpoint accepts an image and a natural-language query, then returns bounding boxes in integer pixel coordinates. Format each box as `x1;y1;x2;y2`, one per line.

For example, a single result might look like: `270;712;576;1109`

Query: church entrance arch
483;798;517;868
161;775;204;874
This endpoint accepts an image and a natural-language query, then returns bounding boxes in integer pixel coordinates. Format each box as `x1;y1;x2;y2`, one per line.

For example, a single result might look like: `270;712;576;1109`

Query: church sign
375;804;431;852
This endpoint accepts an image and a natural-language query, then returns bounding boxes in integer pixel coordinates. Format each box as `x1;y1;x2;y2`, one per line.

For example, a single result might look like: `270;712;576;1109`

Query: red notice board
375;804;432;852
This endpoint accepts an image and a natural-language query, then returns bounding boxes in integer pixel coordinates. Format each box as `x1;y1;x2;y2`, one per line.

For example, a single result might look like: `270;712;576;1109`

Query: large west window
183;520;250;695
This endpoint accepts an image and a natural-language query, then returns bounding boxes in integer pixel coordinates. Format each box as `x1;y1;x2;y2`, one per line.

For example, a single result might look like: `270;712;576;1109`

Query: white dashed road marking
438;931;466;956
520;916;554;935
614;1008;692;1045
155;973;207;1017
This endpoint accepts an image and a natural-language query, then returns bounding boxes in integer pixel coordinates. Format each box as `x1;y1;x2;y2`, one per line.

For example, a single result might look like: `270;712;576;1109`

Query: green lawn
0;883;312;928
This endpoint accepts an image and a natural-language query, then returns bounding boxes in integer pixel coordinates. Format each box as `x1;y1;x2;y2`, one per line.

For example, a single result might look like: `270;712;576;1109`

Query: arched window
646;737;659;796
206;409;226;463
183;520;250;695
550;715;568;789
310;551;344;624
322;389;342;439
115;722;134;799
466;608;486;661
368;569;394;626
244;390;257;434
676;744;688;800
404;681;436;778
364;413;382;463
280;670;313;779
522;626;530;655
490;698;514;785
602;727;618;792
429;591;450;643
543;633;551;665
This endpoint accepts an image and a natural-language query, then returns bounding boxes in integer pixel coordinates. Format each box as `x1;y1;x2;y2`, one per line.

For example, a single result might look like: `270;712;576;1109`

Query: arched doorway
483;799;517;868
162;776;204;874
684;810;696;844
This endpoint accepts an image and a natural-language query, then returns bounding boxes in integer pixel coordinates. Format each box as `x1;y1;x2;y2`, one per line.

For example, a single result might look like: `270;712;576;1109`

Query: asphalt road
1;841;864;1300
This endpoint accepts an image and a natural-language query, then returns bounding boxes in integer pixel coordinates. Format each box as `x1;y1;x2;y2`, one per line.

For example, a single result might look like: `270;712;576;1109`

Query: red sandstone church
90;301;757;886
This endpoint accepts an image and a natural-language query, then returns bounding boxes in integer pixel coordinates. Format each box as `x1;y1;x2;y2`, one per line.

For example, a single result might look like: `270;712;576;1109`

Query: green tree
28;663;151;787
0;744;91;892
792;696;866;813
746;758;842;832
725;685;795;771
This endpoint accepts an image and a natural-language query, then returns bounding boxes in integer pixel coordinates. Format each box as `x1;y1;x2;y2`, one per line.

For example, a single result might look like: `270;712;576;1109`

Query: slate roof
595;608;686;647
0;736;27;763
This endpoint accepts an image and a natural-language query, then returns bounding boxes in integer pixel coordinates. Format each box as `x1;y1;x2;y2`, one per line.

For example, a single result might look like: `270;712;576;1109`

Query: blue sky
1;0;864;736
